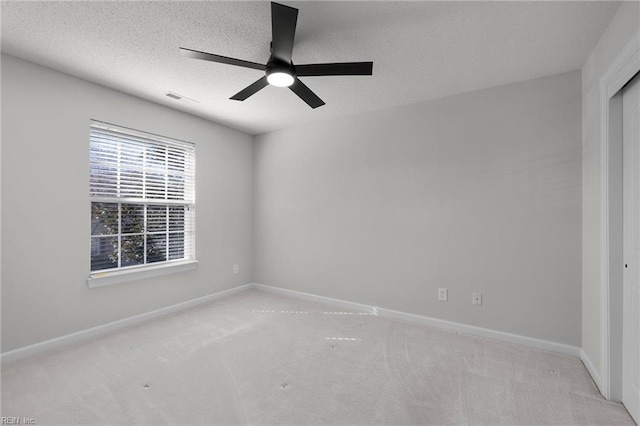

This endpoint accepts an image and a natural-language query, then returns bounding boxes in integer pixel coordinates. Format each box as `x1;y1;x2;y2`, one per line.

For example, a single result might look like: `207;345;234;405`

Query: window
89;121;196;286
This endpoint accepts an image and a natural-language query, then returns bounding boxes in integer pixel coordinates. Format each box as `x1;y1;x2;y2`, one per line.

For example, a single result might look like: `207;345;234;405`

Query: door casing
599;29;640;401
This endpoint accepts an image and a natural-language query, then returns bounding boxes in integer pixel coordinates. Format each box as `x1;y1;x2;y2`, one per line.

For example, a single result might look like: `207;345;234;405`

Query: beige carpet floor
1;288;635;425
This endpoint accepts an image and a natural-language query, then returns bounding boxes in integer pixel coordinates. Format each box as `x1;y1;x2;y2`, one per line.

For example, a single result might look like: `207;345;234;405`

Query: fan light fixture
179;2;373;108
266;70;294;87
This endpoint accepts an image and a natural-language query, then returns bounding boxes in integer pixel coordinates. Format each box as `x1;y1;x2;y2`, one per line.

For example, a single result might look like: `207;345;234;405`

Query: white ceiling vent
165;91;199;103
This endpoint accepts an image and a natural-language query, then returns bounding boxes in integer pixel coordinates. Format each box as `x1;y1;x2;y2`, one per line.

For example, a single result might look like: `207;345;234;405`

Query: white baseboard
252;283;375;314
2;282;583;364
378;306;581;357
252;283;582;357
581;349;603;393
0;284;253;364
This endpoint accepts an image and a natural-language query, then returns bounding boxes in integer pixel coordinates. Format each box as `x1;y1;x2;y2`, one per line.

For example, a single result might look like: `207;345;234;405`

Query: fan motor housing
266;60;294;76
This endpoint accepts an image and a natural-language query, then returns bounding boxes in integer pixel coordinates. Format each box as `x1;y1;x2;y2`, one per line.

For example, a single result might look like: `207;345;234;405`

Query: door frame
600;28;640;401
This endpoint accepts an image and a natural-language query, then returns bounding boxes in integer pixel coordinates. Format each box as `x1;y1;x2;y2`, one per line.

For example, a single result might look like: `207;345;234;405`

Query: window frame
88;121;197;287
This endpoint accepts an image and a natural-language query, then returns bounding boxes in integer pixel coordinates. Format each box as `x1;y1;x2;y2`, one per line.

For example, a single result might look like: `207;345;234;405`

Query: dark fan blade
230;76;270;101
289;78;325;109
295;62;373;77
179;47;266;71
271;2;298;63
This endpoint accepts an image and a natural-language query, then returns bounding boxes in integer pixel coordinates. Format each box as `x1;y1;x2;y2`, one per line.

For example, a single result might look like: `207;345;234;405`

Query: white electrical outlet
473;293;482;306
233;264;239;274
438;288;448;302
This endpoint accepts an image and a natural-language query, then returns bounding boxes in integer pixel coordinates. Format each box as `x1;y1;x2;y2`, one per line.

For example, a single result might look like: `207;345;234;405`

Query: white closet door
623;71;640;425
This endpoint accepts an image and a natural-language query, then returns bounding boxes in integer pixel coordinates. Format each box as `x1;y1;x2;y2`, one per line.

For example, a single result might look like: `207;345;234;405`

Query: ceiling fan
179;2;373;109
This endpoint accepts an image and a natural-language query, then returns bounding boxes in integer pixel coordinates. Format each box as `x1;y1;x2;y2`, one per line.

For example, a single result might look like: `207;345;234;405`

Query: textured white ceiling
1;1;620;135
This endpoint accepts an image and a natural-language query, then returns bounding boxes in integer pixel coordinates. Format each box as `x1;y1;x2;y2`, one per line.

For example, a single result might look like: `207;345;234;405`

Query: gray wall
1;53;585;352
1;55;253;352
254;71;582;346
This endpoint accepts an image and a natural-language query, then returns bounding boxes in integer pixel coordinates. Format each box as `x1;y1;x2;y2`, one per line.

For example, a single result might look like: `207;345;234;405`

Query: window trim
88;120;196;287
87;259;198;288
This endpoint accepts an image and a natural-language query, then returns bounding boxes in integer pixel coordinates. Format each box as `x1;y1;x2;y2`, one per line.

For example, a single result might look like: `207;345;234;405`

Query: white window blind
89;121;195;274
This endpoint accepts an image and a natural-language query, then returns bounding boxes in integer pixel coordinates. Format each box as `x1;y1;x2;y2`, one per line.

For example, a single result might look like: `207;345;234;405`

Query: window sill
87;260;198;288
